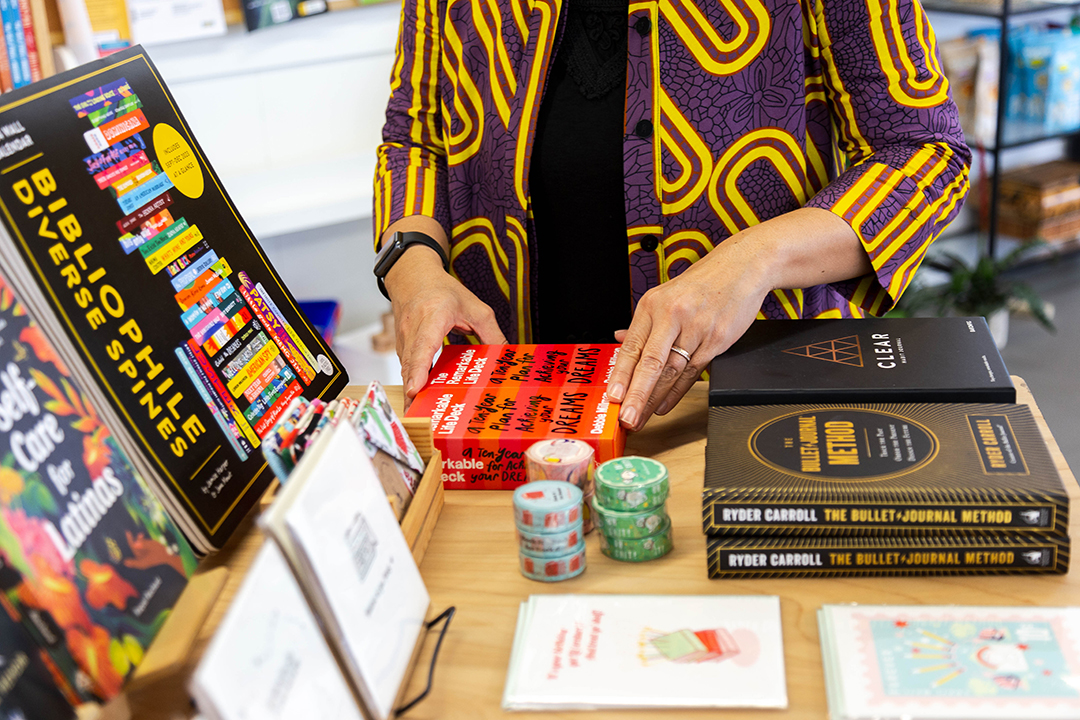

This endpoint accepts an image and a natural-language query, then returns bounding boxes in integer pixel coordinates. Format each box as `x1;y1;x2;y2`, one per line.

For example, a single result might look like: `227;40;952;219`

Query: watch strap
376;230;449;300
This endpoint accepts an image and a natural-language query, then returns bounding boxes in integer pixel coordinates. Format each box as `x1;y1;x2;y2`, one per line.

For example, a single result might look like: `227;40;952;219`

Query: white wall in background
138;5;401;333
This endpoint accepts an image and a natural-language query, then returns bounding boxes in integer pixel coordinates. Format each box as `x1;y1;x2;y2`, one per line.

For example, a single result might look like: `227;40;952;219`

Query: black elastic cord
394;606;457;716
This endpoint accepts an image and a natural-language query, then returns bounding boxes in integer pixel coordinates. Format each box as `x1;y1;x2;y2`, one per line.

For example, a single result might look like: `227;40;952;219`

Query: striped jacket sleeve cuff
806;141;970;315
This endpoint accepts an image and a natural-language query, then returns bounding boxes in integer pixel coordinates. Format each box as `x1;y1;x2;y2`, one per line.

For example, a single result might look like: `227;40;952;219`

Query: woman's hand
606;234;770;431
385;245;506;407
605;207;872;431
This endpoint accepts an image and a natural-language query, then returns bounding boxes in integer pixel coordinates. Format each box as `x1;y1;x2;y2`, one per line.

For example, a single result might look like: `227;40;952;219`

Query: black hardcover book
0;597;77;720
703;403;1068;537
707;532;1070;579
0;47;348;552
708;318;1014;406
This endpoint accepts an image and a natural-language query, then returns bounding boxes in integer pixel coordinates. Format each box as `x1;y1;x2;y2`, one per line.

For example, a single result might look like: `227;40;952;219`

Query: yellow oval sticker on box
154;123;203;198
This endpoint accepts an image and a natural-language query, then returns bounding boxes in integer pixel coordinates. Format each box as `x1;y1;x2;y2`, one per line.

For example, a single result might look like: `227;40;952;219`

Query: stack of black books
703;317;1070;579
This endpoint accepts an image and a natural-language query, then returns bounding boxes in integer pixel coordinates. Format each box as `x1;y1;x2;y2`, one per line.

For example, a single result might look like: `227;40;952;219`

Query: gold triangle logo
783;335;864;367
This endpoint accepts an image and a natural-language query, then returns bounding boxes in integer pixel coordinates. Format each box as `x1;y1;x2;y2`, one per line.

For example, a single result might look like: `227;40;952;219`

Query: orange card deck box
406;345;626;489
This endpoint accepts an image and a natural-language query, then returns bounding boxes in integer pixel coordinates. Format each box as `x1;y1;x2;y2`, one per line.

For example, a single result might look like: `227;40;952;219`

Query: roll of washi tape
598;517;673;562
513;480;583;533
519;543;587;582
590;499;669;539
594;456;669;511
516;521;583;557
525;439;595;490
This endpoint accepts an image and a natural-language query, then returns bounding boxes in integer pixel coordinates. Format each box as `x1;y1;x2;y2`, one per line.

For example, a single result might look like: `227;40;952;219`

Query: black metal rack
924;0;1080;258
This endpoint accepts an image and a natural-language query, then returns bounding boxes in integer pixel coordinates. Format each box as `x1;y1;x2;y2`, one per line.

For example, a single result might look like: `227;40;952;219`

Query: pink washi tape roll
525;439;595;490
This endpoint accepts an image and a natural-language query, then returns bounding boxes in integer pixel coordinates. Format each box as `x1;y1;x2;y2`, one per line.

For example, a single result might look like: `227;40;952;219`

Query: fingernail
406;383;415;397
656;399;671;415
608;383;624;402
620;406;638;429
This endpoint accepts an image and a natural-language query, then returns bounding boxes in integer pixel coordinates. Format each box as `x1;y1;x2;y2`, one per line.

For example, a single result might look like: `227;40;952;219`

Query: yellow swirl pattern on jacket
471;0;519;129
708;129;810;233
660;0;771;76
869;0;950;108
660;87;714;216
451;217;511;301
444;0;485;164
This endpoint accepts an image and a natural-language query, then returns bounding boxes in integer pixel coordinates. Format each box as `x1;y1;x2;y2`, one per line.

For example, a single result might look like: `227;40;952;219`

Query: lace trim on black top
562;0;629;100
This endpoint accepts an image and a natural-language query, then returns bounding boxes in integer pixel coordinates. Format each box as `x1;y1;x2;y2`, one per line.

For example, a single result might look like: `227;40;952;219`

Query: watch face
374;232;403;277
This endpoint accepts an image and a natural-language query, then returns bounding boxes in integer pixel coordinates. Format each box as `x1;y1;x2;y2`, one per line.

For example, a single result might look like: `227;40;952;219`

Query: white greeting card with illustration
503;594;786;710
820;604;1080;720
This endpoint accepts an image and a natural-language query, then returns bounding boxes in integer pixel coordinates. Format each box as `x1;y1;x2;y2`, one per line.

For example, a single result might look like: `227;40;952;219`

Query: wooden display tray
87;379;1080;720
83;395;445;719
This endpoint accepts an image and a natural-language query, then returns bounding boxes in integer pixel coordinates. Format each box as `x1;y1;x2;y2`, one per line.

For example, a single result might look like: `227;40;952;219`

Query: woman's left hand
605;207;873;431
605;233;771;431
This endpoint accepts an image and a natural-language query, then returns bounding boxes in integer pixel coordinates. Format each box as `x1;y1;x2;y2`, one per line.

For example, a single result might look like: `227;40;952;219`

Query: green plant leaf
1010;282;1057;332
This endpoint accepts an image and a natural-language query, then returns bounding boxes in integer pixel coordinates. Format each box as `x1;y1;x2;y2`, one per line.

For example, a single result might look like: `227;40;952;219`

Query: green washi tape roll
594;456;669;511
598;517;673;562
590;499;669;539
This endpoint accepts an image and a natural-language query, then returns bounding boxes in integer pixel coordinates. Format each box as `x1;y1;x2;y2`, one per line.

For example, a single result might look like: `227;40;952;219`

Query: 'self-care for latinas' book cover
0;553;85;704
0;46;348;550
708;318;1014;406
0;596;76;720
707;532;1070;579
408;345;624;489
702;403;1068;537
0;272;195;700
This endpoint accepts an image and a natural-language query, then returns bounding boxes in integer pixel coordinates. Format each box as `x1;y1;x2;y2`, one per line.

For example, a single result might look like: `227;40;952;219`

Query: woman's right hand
384;244;506;407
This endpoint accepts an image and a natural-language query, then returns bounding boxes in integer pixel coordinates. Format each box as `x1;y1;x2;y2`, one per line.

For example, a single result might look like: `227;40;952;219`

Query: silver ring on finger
669;345;692;363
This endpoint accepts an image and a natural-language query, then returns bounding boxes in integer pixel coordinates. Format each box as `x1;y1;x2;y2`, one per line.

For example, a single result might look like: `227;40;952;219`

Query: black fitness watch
373;230;450;300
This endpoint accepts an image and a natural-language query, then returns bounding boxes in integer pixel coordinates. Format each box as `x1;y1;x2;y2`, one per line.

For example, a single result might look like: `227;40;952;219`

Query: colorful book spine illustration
237;272;316;384
174;346;249;463
0;273;196;700
186;340;259;449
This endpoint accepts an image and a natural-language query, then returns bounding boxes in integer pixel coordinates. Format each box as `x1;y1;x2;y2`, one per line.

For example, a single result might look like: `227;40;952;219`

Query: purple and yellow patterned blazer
374;0;971;343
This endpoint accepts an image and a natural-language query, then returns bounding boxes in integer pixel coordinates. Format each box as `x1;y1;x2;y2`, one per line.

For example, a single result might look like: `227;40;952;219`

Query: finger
619;323;679;431
641;341;693;421
656;356;706;416
613;329;627;343
607;316;652;404
402;315;451;400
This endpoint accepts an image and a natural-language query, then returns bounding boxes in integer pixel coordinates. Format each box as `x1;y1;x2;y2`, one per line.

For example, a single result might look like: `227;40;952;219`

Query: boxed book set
406;344;625;489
